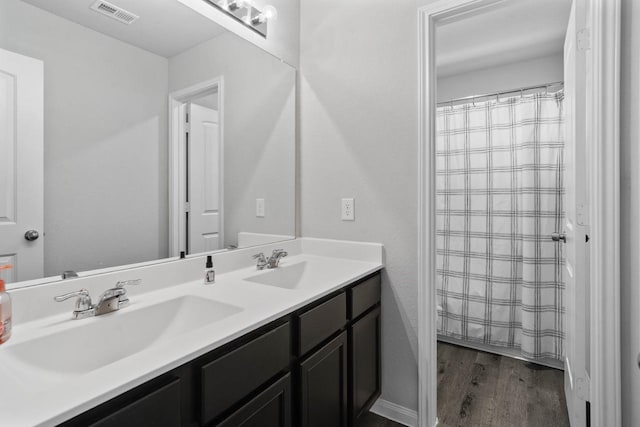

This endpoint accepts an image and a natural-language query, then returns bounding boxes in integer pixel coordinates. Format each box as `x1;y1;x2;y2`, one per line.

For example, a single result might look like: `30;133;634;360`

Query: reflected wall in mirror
0;0;296;286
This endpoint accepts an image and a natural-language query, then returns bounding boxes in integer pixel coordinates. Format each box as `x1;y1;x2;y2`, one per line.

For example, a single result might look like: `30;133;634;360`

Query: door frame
416;1;621;426
168;77;225;256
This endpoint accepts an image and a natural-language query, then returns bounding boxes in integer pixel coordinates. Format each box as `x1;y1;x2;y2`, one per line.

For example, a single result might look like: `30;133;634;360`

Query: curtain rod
437;81;564;107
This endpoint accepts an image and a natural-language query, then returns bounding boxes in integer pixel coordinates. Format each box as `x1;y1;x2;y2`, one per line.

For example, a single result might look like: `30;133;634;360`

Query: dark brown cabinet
88;377;182;427
60;272;381;427
201;322;291;424
349;306;381;423
299;332;349;427
297;292;346;356
218;373;292;427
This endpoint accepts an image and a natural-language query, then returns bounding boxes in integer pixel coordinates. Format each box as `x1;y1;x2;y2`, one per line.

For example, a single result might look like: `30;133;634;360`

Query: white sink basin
244;261;312;289
5;296;241;376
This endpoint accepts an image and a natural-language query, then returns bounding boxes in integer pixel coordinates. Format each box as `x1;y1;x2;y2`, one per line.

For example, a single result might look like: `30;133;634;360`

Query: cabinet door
350;306;381;423
299;331;348;427
218;374;291;427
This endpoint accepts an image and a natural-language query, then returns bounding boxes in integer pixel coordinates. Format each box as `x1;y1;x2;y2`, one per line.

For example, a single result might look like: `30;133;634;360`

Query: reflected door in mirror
188;102;222;253
0;49;43;283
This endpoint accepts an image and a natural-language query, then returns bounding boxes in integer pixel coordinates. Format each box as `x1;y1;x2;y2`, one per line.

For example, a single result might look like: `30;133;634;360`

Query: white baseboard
370;398;418;427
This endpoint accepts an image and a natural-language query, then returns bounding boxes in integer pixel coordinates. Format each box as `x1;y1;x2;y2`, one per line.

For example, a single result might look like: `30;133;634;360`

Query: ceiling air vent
90;1;139;25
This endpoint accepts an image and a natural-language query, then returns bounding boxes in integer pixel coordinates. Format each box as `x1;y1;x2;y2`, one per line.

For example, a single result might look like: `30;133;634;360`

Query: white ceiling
20;0;228;58
436;0;572;77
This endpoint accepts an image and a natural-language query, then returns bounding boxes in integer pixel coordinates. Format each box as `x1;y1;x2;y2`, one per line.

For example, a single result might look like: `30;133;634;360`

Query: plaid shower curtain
435;92;565;361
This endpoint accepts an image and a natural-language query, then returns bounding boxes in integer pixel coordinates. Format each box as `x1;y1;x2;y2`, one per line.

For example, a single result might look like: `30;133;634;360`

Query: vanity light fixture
206;0;276;37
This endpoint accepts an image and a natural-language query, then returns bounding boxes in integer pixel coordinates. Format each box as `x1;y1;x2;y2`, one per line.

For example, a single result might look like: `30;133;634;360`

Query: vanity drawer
87;377;181;427
298;292;346;356
201;321;291;424
348;274;381;320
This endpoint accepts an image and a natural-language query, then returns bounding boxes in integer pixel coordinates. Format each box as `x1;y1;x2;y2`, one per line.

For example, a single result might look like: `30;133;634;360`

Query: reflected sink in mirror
5;296;241;376
244;261;312;290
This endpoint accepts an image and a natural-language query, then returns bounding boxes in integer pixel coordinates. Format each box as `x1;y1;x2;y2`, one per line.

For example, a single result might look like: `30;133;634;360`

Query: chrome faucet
53;288;94;320
253;249;288;270
54;279;141;319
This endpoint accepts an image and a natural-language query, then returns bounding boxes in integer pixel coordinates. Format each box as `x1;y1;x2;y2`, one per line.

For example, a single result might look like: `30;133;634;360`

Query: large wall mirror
0;0;296;287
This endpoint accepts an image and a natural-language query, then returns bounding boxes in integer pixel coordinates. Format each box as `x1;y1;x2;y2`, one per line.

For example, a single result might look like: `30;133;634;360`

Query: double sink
3;259;321;379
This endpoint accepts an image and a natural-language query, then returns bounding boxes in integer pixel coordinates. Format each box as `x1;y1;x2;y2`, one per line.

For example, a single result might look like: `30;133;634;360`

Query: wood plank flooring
437;342;570;427
358;342;569;427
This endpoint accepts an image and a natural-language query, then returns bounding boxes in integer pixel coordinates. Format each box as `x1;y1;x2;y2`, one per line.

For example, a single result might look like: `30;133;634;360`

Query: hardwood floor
358;342;569;427
437;341;570;427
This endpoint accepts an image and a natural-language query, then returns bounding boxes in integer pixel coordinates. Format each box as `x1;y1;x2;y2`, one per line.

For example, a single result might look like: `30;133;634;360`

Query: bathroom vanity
0;238;383;427
61;272;380;427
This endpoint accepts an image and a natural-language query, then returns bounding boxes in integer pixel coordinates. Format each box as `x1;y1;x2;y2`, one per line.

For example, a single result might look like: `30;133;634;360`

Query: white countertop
0;239;383;427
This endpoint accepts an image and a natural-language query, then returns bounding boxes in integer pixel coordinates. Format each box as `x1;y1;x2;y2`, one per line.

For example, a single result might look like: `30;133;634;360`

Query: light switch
256;198;265;217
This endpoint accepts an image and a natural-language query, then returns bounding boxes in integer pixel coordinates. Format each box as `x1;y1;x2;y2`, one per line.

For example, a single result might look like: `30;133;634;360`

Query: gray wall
299;0;565;414
437;53;564;102
169;32;296;248
0;0;169;277
620;0;640;425
300;0;420;410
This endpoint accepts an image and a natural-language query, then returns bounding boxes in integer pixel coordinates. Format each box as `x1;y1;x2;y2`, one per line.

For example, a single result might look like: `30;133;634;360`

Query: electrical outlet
341;198;355;221
256;198;265;217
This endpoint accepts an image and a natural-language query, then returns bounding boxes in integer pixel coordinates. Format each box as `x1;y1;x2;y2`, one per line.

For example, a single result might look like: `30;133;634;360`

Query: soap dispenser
204;255;215;285
0;265;13;344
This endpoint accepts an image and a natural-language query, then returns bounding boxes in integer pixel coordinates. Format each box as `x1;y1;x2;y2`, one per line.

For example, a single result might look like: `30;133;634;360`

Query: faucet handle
54;289;93;311
253;253;268;269
116;279;141;289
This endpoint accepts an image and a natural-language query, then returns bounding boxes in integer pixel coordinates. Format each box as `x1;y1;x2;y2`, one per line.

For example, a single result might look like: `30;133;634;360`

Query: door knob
551;232;566;242
24;230;39;241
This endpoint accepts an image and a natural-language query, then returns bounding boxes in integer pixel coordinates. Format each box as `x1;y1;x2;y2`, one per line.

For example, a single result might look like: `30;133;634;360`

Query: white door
0;49;43;284
563;1;590;425
187;103;222;254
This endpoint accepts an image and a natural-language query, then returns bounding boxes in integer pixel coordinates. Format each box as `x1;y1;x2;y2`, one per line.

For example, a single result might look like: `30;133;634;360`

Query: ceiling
20;0;571;72
20;0;228;58
436;0;572;77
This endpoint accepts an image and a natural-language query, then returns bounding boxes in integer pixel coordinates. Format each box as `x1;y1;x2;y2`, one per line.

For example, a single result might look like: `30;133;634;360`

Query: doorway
417;1;621;427
169;77;224;256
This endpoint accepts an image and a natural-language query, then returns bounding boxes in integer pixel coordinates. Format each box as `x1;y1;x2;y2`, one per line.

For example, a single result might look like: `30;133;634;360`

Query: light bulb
262;5;277;20
252;5;277;24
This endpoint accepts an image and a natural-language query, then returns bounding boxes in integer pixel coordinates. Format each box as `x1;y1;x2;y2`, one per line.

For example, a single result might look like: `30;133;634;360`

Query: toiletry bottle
0;265;13;344
204;255;215;285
